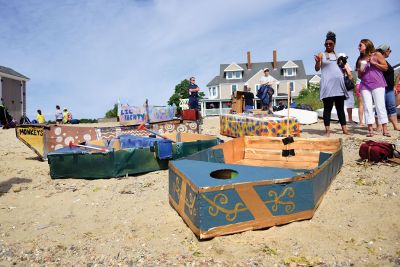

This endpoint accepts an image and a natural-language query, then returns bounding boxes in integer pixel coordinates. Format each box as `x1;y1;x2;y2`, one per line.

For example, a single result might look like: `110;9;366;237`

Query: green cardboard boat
47;132;220;179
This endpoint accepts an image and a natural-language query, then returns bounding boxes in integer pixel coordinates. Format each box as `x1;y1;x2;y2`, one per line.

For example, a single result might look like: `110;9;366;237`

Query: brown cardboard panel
236;158;319;169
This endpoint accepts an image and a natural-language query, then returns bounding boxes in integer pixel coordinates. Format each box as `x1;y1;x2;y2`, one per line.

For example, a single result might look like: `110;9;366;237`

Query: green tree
168;79;205;112
295;83;323;110
105;103;118;118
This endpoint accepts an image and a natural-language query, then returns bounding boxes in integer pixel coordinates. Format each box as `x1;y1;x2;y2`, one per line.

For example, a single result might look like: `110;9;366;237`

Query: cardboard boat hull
15;120;199;160
220;113;300;138
169;136;343;239
48;133;219;179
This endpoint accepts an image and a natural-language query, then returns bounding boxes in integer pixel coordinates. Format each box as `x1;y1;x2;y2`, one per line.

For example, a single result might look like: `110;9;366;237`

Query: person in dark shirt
376;44;400;131
188;77;200;109
243;83;254;112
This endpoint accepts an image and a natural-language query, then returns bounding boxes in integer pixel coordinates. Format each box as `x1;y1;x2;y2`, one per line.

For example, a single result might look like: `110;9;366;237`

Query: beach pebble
12;186;21;193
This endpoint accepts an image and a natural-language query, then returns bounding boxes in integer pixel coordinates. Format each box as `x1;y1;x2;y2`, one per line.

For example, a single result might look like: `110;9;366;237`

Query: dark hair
56;105;60;109
37;109;42;115
325;31;336;44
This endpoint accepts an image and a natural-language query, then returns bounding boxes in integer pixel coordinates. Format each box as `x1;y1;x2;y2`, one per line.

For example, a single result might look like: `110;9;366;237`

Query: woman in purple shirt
356;39;389;137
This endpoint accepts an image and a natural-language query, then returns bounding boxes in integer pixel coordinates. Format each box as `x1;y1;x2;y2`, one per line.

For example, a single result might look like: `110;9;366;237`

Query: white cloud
0;0;398;119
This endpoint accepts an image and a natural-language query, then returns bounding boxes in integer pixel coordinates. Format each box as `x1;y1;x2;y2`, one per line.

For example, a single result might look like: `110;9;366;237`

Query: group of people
316;31;399;137
36;105;72;124
55;105;73;124
189;31;400;139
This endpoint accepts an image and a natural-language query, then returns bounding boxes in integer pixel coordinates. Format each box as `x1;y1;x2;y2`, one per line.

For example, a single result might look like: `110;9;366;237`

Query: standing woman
315;31;350;136
376;44;400;131
356;39;389;137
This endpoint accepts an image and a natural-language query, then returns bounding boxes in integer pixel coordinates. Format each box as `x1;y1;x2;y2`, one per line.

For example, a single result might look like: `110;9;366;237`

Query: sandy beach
1;117;400;266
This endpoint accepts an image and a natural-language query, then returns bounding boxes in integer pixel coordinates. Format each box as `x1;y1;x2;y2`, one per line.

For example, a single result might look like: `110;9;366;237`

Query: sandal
366;132;374;137
383;132;391;137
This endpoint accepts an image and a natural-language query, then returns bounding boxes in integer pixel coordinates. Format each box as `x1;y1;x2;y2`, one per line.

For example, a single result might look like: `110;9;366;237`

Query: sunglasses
325;42;334;46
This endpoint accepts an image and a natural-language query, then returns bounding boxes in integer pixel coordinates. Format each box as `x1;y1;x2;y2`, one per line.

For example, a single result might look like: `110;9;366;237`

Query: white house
202;50;308;116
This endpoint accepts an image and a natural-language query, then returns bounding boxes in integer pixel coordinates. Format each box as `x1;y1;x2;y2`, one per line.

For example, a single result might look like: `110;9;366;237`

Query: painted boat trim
15;120;199;160
168;136;343;239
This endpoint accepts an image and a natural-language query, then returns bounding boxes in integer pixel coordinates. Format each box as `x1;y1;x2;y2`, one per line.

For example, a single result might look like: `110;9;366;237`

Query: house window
285;68;296;77
209;87;217;98
289;81;295;93
231;84;237;94
226;71;242;80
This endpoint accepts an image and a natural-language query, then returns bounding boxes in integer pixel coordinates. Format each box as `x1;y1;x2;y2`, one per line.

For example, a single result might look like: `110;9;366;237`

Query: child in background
355;79;364;126
36;110;45;124
396;73;400;107
63;108;73;123
63;108;69;124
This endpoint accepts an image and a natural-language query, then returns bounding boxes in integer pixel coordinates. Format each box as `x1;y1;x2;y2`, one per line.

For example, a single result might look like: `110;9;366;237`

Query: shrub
295;84;323;110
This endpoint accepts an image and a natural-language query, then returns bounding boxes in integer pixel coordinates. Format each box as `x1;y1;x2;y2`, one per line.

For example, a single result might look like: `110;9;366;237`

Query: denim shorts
385;89;397;116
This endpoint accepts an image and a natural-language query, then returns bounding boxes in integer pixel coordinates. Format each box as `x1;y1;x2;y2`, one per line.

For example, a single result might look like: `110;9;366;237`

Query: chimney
247;51;252;70
273;49;277;69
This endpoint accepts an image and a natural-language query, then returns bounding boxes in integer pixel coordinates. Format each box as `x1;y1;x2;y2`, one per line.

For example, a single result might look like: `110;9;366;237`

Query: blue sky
0;0;399;119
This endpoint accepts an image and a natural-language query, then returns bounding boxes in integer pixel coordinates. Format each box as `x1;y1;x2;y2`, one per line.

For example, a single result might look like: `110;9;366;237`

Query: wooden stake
287;81;291;136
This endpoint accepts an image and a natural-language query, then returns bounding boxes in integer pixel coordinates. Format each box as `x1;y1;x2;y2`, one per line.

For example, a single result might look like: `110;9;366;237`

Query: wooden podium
231;91;245;114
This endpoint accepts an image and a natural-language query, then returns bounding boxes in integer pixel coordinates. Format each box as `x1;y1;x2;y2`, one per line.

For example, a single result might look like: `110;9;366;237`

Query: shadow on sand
0;177;32;195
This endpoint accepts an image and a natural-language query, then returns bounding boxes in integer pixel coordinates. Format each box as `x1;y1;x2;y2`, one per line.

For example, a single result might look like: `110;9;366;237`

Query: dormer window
226;71;242;79
284;68;296;77
282;60;299;77
224;63;244;80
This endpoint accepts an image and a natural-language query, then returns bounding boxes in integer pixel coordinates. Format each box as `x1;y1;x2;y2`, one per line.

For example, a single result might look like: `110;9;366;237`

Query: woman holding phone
356;39;389;137
314;31;350;137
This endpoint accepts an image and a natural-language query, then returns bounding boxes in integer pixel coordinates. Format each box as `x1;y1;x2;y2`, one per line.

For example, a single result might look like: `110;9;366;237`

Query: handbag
359;141;396;162
344;75;354;91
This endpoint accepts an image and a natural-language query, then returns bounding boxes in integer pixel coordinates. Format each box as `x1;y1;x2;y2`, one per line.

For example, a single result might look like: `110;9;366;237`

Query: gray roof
0;65;29;80
307;74;320;82
207;60;307;87
207;75;220;87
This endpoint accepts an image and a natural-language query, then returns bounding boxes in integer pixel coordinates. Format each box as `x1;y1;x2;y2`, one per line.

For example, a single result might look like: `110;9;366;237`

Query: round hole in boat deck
210;169;238;179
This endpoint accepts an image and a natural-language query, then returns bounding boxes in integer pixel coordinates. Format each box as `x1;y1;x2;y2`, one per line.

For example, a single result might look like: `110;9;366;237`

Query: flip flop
383;132;391;137
366;132;374;137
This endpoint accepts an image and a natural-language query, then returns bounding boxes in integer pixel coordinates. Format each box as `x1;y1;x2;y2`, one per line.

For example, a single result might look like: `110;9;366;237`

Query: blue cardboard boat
169;136;343;239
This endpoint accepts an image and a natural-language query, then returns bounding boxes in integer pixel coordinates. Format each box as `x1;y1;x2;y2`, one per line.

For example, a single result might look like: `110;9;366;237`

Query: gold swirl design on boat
201;193;247;222
164;123;175;132
264;187;295;214
176;125;186;133
174;176;181;196
185;192;197;216
189;122;197;130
